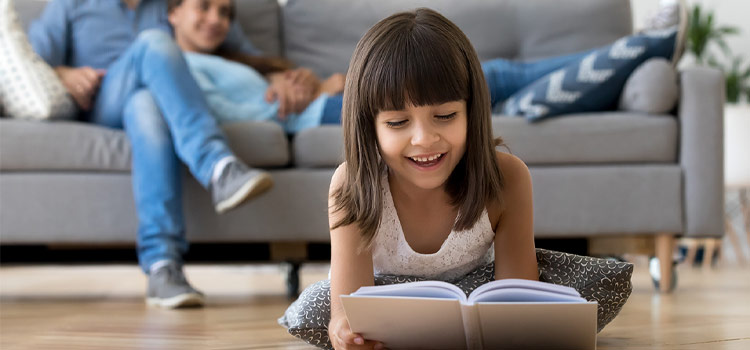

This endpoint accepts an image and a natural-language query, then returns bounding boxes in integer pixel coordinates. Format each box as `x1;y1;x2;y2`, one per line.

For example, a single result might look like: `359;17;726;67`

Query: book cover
340;279;597;350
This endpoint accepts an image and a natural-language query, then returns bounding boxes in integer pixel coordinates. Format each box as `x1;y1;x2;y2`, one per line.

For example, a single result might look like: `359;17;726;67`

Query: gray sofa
0;0;724;292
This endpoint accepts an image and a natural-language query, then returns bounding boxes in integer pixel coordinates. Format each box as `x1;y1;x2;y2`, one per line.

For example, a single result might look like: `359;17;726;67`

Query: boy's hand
55;66;105;111
329;315;384;350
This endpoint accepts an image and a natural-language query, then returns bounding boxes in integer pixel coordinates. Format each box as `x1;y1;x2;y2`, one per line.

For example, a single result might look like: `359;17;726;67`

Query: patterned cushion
501;28;677;122
278;249;633;349
0;0;76;120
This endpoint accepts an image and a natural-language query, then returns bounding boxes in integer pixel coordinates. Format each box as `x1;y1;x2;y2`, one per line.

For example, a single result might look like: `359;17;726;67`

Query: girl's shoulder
487;151;532;226
329;162;348;192
494;151;530;181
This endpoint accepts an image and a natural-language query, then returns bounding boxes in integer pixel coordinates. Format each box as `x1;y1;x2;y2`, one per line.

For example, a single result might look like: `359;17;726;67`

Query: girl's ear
167;8;181;27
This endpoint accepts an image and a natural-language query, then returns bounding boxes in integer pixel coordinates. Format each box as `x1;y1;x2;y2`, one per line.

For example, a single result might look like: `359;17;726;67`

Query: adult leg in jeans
122;90;205;309
482;50;594;108
122;90;187;274
91;29;271;214
91;29;230;186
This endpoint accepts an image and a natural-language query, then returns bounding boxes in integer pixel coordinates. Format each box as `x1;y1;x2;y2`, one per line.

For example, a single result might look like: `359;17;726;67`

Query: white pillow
0;0;76;120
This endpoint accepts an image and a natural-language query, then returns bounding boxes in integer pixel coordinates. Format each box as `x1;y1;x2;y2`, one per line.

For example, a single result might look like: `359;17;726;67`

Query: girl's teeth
411;154;442;162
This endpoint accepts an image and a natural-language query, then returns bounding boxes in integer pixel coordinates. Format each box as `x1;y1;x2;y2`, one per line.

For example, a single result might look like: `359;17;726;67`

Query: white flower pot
724;104;750;188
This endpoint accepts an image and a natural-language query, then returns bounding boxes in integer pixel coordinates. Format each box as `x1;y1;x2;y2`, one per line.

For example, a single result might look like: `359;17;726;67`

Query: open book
340;279;597;350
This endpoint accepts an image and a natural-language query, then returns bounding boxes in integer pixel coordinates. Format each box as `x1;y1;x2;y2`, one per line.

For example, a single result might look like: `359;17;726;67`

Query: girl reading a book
327;8;538;350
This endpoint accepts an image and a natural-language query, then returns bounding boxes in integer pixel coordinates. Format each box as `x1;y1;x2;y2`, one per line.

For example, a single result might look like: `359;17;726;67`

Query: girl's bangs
359;23;470;117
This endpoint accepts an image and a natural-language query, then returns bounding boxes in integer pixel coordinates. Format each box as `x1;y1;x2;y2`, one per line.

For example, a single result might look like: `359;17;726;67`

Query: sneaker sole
215;172;273;214
672;0;688;66
146;293;205;309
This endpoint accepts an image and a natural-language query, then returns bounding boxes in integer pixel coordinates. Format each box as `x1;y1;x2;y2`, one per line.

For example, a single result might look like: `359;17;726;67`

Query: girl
167;0;346;134
327;8;538;350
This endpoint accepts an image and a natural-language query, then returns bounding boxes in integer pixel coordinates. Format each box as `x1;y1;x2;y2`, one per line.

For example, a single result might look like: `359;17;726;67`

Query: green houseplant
708;55;750;103
686;4;739;65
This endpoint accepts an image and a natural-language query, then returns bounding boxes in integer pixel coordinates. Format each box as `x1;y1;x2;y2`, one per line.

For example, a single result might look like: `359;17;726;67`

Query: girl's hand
329;315;384;350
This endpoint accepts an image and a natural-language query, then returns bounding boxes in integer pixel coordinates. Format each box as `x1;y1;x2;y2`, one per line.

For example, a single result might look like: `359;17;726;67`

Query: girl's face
169;0;232;53
375;100;468;191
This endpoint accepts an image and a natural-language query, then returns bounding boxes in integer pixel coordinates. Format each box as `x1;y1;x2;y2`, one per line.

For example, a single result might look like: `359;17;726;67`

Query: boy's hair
331;8;504;250
166;0;235;20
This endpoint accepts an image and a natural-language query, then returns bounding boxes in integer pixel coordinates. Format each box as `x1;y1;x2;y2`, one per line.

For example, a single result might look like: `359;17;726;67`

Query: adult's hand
54;66;105;111
328;315;384;350
265;68;321;120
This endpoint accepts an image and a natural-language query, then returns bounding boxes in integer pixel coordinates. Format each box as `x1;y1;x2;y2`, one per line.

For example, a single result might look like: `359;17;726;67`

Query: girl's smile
376;100;467;190
406;152;447;171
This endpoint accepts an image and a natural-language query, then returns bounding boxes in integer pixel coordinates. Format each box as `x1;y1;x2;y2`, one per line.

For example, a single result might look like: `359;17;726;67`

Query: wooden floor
1;258;749;350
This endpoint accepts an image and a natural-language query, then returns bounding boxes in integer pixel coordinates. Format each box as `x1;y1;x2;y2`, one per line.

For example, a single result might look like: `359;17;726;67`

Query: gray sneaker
146;264;205;308
642;0;688;66
211;161;273;214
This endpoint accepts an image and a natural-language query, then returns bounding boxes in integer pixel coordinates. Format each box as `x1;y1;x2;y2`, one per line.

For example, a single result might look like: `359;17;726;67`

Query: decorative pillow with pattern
0;0;76;120
279;248;633;349
501;28;678;122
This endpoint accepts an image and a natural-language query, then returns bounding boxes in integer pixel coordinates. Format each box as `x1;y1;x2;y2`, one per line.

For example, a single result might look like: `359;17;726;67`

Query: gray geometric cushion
279;248;633;349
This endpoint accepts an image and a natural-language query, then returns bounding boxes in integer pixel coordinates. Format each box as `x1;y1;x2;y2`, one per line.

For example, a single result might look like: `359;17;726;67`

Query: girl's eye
385;120;407;128
436;112;457;120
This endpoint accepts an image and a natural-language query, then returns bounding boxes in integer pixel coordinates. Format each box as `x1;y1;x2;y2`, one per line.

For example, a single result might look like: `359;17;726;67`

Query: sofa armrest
679;67;724;238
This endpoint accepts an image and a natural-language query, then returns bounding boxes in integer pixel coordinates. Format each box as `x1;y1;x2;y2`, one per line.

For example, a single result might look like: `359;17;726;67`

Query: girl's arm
493;152;539;281
328;164;381;349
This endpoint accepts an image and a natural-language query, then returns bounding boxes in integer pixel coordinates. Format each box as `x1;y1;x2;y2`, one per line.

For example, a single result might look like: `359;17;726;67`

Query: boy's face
375;100;468;191
168;0;232;53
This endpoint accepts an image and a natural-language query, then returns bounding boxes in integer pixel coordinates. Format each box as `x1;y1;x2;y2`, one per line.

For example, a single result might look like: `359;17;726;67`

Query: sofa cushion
494;112;678;164
0;119;290;171
283;0;631;77
292;112;677;167
618;58;679;114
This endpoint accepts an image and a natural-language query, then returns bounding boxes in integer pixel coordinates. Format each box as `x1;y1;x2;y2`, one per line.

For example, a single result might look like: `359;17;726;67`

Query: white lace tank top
371;174;495;282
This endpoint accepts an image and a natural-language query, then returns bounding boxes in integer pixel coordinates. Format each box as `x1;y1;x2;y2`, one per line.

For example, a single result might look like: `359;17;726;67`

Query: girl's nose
410;123;440;147
206;9;223;24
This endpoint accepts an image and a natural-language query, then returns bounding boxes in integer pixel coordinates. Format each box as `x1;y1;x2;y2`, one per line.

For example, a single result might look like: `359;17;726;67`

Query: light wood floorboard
1;260;748;349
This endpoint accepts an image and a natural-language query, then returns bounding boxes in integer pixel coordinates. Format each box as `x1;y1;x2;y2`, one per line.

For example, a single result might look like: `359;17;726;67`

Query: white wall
631;0;750;67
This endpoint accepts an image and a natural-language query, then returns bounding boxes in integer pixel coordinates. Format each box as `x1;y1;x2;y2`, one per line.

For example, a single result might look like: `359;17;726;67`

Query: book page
341;296;467;349
472;288;585;303
468;279;582;304
352;281;467;302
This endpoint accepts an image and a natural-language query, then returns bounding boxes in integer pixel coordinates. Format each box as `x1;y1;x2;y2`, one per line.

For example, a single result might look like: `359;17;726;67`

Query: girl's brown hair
167;0;292;74
167;0;235;20
331;8;504;249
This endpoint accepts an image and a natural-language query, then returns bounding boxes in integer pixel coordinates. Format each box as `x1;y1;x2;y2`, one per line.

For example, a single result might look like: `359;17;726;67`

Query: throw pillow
278;248;633;349
618;58;678;114
501;28;678;122
0;0;76;120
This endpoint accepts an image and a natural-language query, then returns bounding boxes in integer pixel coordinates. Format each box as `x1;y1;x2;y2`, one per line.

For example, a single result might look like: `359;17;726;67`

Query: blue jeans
90;30;233;272
481;50;593;108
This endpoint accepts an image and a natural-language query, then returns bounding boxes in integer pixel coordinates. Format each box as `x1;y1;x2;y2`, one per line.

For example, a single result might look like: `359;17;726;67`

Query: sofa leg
655;233;675;293
284;260;301;300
